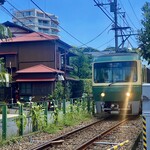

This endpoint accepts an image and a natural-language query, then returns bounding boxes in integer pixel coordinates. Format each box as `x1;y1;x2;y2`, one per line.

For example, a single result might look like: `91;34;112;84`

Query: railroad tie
107;140;129;150
142;116;147;150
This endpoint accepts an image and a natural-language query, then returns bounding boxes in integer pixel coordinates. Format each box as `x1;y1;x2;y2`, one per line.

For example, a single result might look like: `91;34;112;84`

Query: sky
0;0;148;51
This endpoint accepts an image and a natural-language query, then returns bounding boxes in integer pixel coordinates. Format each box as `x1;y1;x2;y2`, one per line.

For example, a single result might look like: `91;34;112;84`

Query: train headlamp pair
101;92;131;97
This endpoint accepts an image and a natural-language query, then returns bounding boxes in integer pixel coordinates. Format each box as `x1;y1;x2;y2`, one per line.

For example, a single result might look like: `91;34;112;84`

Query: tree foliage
0;24;12;41
70;47;93;79
138;2;150;64
0;58;10;87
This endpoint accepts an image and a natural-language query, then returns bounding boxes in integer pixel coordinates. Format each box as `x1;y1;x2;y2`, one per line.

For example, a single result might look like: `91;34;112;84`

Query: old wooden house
0;23;76;102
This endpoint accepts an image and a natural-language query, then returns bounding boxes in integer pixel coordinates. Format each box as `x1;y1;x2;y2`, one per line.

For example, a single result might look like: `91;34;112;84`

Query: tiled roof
0;52;17;55
16;78;55;82
1;32;59;43
16;64;64;74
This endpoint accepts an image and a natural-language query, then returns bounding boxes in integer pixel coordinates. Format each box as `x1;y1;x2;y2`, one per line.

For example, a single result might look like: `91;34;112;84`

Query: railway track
30;116;142;150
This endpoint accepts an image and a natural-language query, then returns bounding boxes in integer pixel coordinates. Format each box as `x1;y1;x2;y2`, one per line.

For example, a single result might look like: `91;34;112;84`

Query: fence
0;96;94;141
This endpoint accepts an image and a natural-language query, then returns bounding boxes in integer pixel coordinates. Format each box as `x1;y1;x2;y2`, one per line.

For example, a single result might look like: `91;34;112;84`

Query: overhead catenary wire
6;0;37;27
30;0;114;49
93;0;140;49
118;0;140;48
127;0;141;25
79;23;112;47
30;0;86;46
118;0;138;30
2;0;114;50
93;0;114;23
96;38;114;49
0;5;53;41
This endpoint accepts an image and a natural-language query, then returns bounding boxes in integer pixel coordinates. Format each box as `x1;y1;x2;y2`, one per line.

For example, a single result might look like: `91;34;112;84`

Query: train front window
94;61;137;83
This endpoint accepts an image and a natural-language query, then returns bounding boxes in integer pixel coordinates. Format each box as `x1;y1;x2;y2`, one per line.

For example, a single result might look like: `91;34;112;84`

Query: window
20;83;32;95
37;12;44;17
94;61;137;83
33;83;51;96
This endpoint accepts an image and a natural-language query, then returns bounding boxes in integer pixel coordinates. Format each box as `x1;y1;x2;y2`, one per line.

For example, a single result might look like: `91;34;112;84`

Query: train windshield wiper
108;81;116;86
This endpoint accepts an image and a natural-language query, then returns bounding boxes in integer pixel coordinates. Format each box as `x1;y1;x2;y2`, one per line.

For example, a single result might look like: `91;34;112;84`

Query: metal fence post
70;99;73;112
87;97;90;113
63;99;66;114
92;98;95;115
82;98;84;111
19;104;23;136
77;98;80;113
44;102;48;125
2;105;7;140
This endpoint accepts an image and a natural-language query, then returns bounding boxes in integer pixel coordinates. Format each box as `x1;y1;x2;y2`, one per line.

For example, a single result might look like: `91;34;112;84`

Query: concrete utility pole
94;0;137;52
114;0;118;52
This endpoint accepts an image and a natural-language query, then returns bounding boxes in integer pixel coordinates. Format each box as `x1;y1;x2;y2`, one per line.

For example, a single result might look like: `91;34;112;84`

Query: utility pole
114;0;118;51
94;0;137;52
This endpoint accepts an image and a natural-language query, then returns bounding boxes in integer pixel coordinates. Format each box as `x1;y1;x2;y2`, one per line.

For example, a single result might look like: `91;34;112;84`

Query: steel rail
76;115;140;150
75;118;129;150
29;118;106;150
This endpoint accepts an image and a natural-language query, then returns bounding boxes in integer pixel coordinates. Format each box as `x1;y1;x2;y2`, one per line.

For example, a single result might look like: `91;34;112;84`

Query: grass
44;108;93;134
0;102;94;146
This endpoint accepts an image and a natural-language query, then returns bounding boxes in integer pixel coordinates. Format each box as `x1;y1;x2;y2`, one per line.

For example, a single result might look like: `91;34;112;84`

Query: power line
4;0;113;50
118;0;138;30
1;5;55;41
80;23;112;47
127;0;141;25
30;0;86;46
93;0;139;51
1;6;33;30
6;0;37;27
96;38;114;49
93;0;114;23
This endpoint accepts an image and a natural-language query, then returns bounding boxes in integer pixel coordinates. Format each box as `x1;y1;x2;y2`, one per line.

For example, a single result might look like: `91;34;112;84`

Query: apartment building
12;9;59;37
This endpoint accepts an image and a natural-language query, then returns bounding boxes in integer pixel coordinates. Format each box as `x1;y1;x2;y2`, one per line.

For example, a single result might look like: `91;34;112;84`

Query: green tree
138;2;150;64
52;81;64;100
70;47;92;79
0;58;10;87
0;24;12;41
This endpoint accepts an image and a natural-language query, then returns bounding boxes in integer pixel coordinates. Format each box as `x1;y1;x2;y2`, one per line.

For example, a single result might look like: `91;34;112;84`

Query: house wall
0;41;56;70
0;39;72;102
18;41;55;69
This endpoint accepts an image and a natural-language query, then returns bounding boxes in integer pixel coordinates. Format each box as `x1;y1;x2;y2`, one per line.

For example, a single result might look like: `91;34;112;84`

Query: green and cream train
92;52;143;115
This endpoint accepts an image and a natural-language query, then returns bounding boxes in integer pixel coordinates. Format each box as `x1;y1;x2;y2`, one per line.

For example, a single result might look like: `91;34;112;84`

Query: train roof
93;52;140;62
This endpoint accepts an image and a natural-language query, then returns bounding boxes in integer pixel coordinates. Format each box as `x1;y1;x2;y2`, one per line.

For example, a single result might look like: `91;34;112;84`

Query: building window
20;83;32;95
37;12;44;17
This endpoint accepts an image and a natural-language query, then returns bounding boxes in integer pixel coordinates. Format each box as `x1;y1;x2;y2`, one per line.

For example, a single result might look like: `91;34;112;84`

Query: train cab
92;52;142;115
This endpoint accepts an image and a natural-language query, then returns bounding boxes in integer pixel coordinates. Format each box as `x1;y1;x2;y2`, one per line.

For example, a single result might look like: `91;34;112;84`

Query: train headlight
126;92;131;97
101;92;105;97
